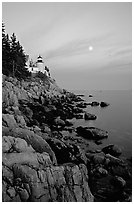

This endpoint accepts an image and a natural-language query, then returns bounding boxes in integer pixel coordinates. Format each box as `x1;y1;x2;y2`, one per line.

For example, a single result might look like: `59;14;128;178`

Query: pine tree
2;22;5;38
2;23;30;79
10;33;18;77
10;33;30;79
15;41;30;78
2;23;11;76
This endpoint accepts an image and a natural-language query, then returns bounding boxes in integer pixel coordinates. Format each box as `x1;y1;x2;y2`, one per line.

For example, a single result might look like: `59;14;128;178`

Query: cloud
45;32;113;59
112;47;132;57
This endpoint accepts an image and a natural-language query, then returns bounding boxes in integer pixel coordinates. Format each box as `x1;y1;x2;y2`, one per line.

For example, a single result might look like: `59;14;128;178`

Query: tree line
2;22;30;79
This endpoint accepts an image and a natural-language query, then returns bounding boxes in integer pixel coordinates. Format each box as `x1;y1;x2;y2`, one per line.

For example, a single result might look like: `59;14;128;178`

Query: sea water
72;90;132;158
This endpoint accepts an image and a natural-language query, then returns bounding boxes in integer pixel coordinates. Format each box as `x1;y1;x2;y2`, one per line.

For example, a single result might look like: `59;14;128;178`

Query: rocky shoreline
2;74;132;202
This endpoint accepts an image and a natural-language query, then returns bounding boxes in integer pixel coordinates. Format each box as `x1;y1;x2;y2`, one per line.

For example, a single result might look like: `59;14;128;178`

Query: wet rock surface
76;126;108;140
2;75;131;202
84;112;97;120
100;101;110;107
102;144;122;157
90;101;100;106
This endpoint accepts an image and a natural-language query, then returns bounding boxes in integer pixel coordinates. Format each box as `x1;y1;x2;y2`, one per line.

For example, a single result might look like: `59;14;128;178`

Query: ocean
72;90;132;158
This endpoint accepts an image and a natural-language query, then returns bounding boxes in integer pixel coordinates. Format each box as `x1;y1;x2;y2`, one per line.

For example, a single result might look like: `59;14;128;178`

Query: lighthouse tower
36;55;44;73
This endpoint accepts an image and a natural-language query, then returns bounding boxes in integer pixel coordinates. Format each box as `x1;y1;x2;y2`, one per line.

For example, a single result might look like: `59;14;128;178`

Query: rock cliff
2;74;94;202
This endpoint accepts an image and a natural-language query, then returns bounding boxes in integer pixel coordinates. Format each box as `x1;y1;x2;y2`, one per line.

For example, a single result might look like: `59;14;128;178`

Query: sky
2;2;132;90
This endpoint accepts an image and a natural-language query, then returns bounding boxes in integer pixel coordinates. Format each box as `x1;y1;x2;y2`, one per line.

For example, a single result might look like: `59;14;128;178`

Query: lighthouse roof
37;55;42;59
37;55;44;63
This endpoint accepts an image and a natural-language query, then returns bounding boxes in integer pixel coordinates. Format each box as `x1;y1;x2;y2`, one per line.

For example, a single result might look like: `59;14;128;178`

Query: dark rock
90;175;123;202
73;107;83;114
110;165;131;179
41;123;51;133
76;126;108;140
70;144;88;165
54;117;65;127
112;176;126;188
75;114;83;119
95;140;102;145
51;131;63;139
92;153;105;164
74;96;84;102
84;112;97;120
84;102;91;105
88;150;96;153
85;152;94;160
77;94;85;97
76;102;87;108
100;102;110;107
102;144;122;157
97;167;108;176
91;167;108;178
90;101;100;106
46;138;87;165
89;94;93;97
64;127;74;133
47;104;57;112
65;119;73;126
105;154;123;165
46;138;71;164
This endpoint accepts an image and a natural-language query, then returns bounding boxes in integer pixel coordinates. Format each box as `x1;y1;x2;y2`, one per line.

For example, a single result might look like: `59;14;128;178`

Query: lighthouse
26;55;50;76
36;55;44;73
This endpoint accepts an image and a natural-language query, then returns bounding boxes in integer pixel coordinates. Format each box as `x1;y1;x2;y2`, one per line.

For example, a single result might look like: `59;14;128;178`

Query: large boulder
76;126;108;140
102;144;122;157
84;112;97;120
89;175;124;202
105;154;123;165
2;136;35;153
54;116;65;127
8;91;19;107
2;114;18;129
112;176;126;188
14;115;27;127
75;114;83;119
100;101;110;107
90;101;100;106
46;138;87;165
76;102;87;108
2;82;18;108
92;152;105;164
41;123;51;133
65;119;73;126
3;151;52;169
110;164;131;179
2;127;57;165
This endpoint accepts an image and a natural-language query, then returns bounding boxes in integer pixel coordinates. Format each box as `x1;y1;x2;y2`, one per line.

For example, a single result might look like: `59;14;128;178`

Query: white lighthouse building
26;55;50;77
36;55;44;73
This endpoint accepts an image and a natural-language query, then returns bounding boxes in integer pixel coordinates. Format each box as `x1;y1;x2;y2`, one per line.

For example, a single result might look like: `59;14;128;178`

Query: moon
89;46;93;51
